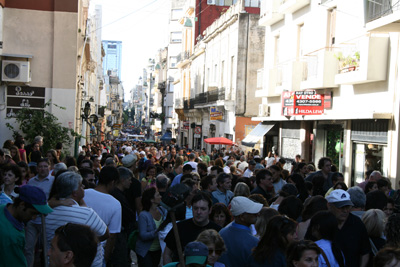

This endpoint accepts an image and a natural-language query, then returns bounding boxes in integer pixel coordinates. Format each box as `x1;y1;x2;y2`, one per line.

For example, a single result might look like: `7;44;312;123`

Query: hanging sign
281;90;324;116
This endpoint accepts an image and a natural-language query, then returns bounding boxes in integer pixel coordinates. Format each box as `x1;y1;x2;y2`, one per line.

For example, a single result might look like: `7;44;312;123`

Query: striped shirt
45;201;107;267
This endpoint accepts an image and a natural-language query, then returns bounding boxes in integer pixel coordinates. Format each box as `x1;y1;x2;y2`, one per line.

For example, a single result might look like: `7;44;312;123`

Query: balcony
196;92;208;104
177;51;191;68
175;98;183;109
278;0;310;14
300;48;339;90
268;60;305;96
334;36;389;85
365;0;400;32
259;0;284;26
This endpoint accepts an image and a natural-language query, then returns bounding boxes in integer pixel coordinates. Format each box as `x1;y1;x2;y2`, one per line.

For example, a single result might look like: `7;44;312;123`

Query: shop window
352;143;388;186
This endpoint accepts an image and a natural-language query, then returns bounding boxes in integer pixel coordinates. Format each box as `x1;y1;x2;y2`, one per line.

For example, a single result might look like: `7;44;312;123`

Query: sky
90;0;171;101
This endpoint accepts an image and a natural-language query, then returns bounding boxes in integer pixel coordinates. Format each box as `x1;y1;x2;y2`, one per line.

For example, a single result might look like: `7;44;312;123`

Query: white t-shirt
223;166;231;174
243;169;253;178
238;161;248;171
45;201;107;267
84;189;122;234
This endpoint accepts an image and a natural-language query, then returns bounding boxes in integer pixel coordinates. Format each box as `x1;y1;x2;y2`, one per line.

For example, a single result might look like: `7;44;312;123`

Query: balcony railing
366;0;395;23
177;51;191;63
197;92;207;104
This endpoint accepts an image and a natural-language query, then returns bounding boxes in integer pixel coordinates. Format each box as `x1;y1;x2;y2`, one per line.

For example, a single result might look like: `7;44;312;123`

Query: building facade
253;0;400;186
102;40;122;79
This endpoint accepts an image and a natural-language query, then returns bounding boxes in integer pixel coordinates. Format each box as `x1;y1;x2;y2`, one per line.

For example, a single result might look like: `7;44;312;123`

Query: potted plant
335;51;360;73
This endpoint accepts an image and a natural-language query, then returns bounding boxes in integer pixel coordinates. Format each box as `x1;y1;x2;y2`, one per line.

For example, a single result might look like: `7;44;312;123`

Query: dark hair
163;161;172;170
331;172;344;183
252;215;297;263
200;175;216;191
37;157;50;167
79;168;94;179
80;159;93;169
216;173;231;186
301;196;328;222
365;181;377;194
333;182;348;191
278;196;303;221
374;247;400;267
141;187;157;211
365;190;388;210
287;174;308;202
98;166;119;185
286;240;321;267
294;163;306;173
191;191;212;209
210;166;223;174
311;174;325;196
385;214;400;248
54;223;98;267
65;156;77;168
249;194;269;206
377;178;389;190
268;165;281;172
3;164;22;184
317;157;332;169
210;203;232;227
198;162;208;172
256;169;272;185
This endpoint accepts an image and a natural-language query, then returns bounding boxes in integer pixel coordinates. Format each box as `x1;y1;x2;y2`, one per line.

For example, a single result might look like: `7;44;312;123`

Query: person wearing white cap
326;189;370;267
218;196;262;267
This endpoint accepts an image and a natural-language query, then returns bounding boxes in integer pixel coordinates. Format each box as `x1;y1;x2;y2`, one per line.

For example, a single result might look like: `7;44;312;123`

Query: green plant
6;101;81;152
335;51;360;71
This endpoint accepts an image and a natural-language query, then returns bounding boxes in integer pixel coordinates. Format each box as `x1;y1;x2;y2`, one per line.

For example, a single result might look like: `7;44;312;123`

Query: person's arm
98;227;109;242
48;198;75;208
360;253;369;267
135;197;142;214
163;246;173;264
104;233;117;263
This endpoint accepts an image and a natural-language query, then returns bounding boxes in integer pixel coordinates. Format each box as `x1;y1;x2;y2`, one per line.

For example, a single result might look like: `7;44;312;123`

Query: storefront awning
241;123;275;147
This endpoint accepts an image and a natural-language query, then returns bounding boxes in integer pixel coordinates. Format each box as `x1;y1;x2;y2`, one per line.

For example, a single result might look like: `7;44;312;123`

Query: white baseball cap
230;196;263;216
326;189;353;208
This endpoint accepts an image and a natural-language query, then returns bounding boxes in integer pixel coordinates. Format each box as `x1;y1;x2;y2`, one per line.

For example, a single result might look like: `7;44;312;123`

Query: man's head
80;159;93;169
216;173;232;193
79;168;96;188
98;166;120;189
37;158;51;179
163;161;173;174
117;167;133;191
326;189;353;224
369;170;383;182
197;162;208;176
200;175;217;192
189;153;196;161
121;154;137;169
183;164;194;174
191;192;212;226
347;186;366;211
318;157;332;174
268;165;281;183
14;185;53;223
56;171;84;201
48;223;98;267
230;196;263;226
156;173;169;191
34;136;44;147
248;160;256;171
255;169;273;188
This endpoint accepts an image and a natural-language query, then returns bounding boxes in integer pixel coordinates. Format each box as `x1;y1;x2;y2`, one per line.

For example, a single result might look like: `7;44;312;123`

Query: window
171;9;183;20
221;61;225;87
274;35;280;65
170;32;182;43
327;8;336;47
245;0;260;7
170;56;177;68
214;64;218;83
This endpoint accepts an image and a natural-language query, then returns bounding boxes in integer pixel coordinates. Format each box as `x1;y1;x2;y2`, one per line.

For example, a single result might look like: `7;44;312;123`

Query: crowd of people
1;135;400;267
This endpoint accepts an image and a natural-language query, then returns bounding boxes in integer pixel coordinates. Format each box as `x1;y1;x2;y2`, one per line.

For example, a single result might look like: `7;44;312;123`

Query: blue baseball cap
18;185;53;214
185;241;208;265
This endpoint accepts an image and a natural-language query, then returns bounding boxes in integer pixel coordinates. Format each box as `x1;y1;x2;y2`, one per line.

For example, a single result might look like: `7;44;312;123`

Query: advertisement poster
210;106;223;121
182;121;189;130
281;91;324;116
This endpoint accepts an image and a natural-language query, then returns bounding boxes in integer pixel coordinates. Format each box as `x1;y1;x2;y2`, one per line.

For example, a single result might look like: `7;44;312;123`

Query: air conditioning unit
259;104;270;117
2;60;31;83
207;0;216;5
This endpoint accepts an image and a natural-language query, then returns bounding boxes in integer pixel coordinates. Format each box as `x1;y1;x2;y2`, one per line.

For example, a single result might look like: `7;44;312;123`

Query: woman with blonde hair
233;182;250;197
196;229;226;267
